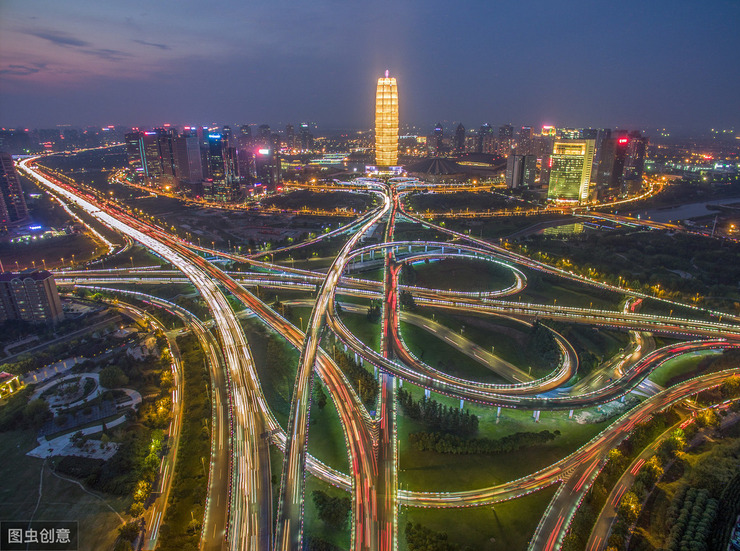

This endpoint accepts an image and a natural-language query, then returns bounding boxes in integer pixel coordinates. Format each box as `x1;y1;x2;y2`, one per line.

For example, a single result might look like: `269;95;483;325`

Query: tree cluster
405;522;459;551
312;490;351;528
408;429;559;455
397;388;478;437
334;349;378;408
664;487;718;551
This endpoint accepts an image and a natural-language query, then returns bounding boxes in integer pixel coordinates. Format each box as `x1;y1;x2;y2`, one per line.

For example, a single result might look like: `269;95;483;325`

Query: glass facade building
375;71;399;166
547;139;595;204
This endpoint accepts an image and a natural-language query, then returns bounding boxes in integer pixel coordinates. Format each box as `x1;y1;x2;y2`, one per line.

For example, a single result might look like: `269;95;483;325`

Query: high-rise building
478;124;494;154
257;125;272;147
517;126;533;155
299;123;313;151
375;70;399;166
0;270;64;323
547;139;595;204
454;123;466;154
595;132;629;198
173;135;204;186
285;124;295;150
506;155;537;189
0;152;29;231
433;123;444;155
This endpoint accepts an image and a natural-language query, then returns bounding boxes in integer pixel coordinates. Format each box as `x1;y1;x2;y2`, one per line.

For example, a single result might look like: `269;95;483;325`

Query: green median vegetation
156;334;211;551
332;348;378;408
397;388;478;436
408;429;560;455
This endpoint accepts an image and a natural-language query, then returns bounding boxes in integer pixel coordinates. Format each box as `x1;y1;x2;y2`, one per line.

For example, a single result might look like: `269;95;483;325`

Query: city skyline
1;1;740;132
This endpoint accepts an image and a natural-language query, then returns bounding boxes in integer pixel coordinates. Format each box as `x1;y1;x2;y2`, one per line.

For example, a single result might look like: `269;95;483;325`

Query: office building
173;134;204;189
506;155;537;189
517;126;533;155
0;152;29;231
454;123;466;154
375;70;399;166
0;270;64;323
433;123;444;155
547;139;595;203
285;124;295;150
478;124;494;154
299;123;314;151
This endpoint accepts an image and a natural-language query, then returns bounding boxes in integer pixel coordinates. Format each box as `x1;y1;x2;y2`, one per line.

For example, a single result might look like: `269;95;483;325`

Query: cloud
132;39;170;50
81;48;132;62
26;29;90;48
0;64;44;76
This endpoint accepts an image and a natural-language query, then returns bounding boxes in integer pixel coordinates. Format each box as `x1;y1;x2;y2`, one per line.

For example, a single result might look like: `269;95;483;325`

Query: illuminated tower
375;70;399;166
547;139;595;204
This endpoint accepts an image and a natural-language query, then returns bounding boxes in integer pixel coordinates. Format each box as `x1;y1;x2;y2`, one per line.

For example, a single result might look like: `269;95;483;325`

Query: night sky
1;0;739;133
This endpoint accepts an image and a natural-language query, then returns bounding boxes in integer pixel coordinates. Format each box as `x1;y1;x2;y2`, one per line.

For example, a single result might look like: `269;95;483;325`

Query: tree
99;365;128;389
312;490;350;528
24;399;50;429
314;384;328;410
721;375;740;399
617;491;641;525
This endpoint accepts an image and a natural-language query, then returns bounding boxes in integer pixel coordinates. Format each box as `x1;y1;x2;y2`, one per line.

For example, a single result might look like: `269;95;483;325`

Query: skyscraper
375;70;399;166
478;123;494;154
547;139;595;204
454;123;466;154
506;155;537;189
433;123;444;155
0;151;29;231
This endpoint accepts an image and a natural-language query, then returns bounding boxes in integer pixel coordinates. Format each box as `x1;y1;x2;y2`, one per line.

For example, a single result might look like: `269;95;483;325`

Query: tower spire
385;69;389;78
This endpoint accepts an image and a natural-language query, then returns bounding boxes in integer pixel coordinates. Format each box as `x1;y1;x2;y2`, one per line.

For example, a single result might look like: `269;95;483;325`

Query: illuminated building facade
375;71;399;166
547;139;595;203
0;270;64;323
0;151;29;231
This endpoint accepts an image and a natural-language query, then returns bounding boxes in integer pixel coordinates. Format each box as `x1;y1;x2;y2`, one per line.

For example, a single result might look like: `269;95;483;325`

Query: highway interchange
17;157;740;551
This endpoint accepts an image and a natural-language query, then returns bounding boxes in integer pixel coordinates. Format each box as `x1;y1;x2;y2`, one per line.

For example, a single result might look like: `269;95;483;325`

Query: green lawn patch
649;350;721;387
400;484;558;551
0;430;127;551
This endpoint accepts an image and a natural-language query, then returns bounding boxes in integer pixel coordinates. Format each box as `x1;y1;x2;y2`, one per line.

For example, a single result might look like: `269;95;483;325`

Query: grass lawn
304;476;351;550
412;308;556;379
409;257;517;293
519;272;622;310
0;430;128;551
400;321;506;384
0;234;105;272
241;319;299;429
336;310;381;353
396;382;610;492
400;484;558;551
308;380;351;473
648;349;722;387
105;245;165;269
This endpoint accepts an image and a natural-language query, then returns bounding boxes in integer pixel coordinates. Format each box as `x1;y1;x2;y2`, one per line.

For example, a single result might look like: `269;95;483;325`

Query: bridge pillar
354;352;359;363
424;245;428;252
408;245;412;252
374;366;378;377
569;409;574;419
496;406;501;422
620;395;625;403
533;410;540;422
424;388;431;399
398;378;402;387
360;253;364;262
344;343;348;352
459;399;464;410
